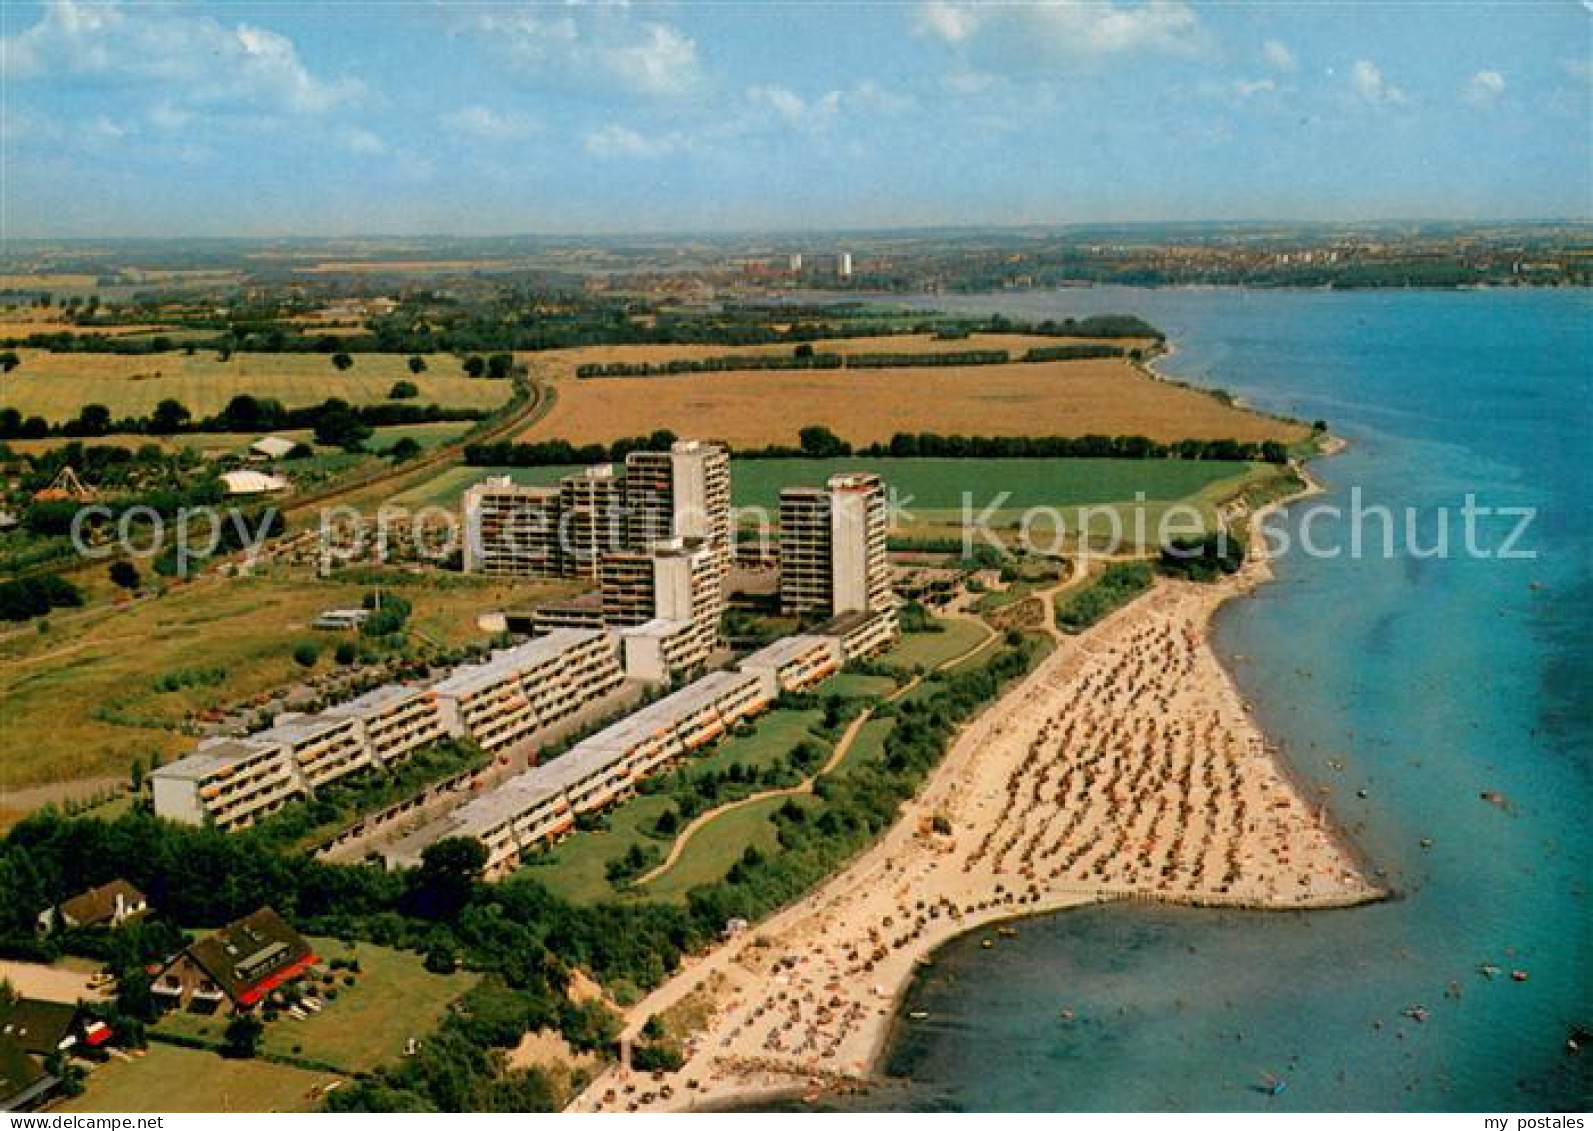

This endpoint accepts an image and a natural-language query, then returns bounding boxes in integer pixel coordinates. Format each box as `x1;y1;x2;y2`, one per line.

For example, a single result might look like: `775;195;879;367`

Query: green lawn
62;1042;335;1113
829;716;896;775
520;794;678;904
154;939;477;1076
638;794;801;902
879;618;991;671
821;672;898;700
391;458;1279;535
517;708;826;905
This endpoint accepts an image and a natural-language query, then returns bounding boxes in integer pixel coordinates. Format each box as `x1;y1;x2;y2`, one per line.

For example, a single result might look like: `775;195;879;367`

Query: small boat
1511;969;1530;982
1059;1008;1074;1021
1419;837;1434;849
1402;1005;1430;1023
997;926;1018;938
908;1011;929;1021
981;939;994;949
1478;963;1502;980
1259;1073;1287;1097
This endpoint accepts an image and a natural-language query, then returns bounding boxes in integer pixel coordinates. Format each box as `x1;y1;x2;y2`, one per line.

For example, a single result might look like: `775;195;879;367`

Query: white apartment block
432;629;624;756
385;667;774;877
780;472;892;619
462;477;561;577
740;634;845;694
324;684;446;767
153;630;622;831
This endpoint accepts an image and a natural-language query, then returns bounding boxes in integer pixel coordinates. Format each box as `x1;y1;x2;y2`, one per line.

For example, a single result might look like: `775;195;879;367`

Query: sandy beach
568;478;1383;1112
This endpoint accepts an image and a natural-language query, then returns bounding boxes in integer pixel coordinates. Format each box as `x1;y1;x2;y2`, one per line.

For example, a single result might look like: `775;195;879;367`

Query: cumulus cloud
1463;69;1506;106
1350;59;1406;106
1;0;362;113
443;106;538;141
340;127;388;156
584;123;687;159
471;8;702;98
1262;39;1297;72
915;0;1209;67
1233;78;1276;99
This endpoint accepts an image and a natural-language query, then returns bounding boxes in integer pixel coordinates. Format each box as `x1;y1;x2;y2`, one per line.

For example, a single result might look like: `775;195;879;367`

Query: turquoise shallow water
826;288;1593;1111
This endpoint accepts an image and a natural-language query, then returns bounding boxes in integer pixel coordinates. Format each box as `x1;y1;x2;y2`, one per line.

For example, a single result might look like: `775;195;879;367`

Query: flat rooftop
432;628;606;697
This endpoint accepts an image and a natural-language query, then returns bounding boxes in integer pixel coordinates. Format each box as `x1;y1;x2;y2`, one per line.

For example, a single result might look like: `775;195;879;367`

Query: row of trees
0;395;484;445
463;426;1291;468
573;343;1133;380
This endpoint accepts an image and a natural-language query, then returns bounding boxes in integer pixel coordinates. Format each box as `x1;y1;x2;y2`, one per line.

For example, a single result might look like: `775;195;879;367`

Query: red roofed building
152;908;317;1015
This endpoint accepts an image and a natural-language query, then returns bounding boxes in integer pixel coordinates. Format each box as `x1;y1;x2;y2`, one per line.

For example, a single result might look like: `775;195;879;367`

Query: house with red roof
151;908;317;1015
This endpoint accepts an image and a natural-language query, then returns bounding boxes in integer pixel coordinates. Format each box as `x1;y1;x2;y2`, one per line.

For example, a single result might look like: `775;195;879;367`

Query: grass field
878;618;991;671
157;938;477;1075
828;716;895;775
820;672;898;700
637;794;798;902
519;708;826;905
518;333;1300;449
3;420;473;458
0;572;568;797
61;1042;335;1113
392;457;1277;543
0;350;511;422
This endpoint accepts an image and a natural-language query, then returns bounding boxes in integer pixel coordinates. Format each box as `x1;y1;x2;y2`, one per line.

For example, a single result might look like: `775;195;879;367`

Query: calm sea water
832;288;1593;1111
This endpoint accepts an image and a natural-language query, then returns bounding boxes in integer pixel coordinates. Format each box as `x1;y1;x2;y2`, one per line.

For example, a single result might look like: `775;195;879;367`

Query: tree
222;1013;264;1059
109;560;141;591
387;436;422;462
130;758;145;794
293;642;320;668
388;379;419;400
332;352;355;371
485;352;514;380
74;404;113;437
411;837;487;920
334;641;358;666
312;399;372;451
0;350;19;373
798;424;850;458
407;356;427;375
148;398;192;435
461;355;486;378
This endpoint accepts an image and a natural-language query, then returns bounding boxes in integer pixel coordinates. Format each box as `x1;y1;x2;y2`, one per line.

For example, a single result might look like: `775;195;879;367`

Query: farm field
0;350;511;422
3;420;473;458
60;1042;335;1113
519;338;1301;449
0;571;567;799
518;331;1154;382
157;939;478;1075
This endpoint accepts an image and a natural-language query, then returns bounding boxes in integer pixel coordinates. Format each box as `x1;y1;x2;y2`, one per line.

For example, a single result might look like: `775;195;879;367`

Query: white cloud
340;127;388;156
1234;78;1276;99
1350;59;1406;106
1;0;362;113
915;1;1209;65
471;8;701;98
748;85;844;131
584;124;686;159
442;106;538;142
916;1;981;43
1262;39;1297;72
1463;70;1506;106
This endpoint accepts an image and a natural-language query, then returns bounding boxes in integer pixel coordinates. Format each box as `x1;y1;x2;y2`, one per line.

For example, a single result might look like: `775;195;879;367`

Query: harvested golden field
523;331;1153;381
525;352;1304;448
0;350;512;422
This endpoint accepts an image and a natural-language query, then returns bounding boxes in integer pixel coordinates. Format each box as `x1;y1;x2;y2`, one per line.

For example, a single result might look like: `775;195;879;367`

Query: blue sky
3;1;1589;236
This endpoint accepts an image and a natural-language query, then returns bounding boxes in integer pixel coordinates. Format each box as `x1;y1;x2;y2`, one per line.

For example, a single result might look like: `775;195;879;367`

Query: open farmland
0;572;573;800
0;350;511;422
523;351;1302;449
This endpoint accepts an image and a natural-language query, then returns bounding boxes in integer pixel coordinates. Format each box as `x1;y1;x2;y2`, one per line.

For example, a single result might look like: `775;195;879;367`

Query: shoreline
567;450;1386;1114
